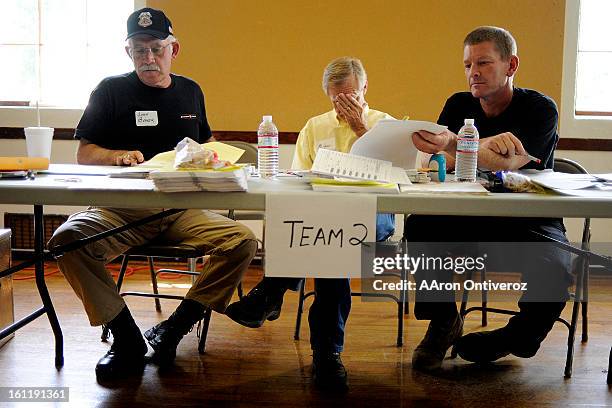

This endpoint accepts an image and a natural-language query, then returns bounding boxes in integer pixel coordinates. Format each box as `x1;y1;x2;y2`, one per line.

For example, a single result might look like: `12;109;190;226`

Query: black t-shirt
437;87;559;170
428;87;565;233
75;71;212;160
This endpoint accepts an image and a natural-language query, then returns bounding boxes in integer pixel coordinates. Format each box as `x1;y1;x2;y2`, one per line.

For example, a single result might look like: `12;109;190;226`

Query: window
561;0;612;138
0;0;134;109
575;0;612;116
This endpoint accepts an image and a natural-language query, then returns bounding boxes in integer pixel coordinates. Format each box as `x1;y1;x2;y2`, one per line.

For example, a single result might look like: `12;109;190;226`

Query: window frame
560;0;612;139
0;0;144;128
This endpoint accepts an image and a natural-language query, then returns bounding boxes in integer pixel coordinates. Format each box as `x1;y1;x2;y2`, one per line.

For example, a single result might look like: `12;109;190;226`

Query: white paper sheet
350;119;447;169
311;149;393;182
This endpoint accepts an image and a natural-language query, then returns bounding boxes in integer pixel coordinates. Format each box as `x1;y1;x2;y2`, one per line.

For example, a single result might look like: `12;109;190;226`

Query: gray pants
48;207;257;326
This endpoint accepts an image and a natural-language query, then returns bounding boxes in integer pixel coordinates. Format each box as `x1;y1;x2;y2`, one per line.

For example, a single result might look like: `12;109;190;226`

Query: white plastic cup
24;127;54;159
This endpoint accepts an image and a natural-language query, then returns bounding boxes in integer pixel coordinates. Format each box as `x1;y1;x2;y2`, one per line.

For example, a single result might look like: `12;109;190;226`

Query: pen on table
523;154;542;164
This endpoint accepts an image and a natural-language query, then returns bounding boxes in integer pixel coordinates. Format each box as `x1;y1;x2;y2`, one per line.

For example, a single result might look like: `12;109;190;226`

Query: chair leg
198;308;213;354
102;254;131;342
396;301;404;347
564;296;581;378
481;267;488;327
565;253;586;378
581;300;588;343
581;263;589;343
188;257;197;285
397;256;407;346
115;254;130;292
294;279;306;340
237;282;244;299
459;269;473;318
401;239;410;315
581;222;591;343
452;269;473;358
148;257;162;313
608;349;612;385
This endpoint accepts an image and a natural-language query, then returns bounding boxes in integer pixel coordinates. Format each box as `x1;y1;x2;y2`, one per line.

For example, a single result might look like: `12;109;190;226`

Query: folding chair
101;243;212;354
293;239;408;347
451;157;591;377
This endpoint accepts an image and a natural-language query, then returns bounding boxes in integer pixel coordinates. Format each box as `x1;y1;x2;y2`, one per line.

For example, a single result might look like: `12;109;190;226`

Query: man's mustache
138;64;160;72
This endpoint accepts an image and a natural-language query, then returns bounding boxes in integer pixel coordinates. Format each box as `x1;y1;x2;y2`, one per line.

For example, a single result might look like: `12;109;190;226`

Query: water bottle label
258;135;278;148
457;138;479;153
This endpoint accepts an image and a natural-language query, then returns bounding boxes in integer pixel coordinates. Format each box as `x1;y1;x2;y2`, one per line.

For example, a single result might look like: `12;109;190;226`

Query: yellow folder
0;157;50;171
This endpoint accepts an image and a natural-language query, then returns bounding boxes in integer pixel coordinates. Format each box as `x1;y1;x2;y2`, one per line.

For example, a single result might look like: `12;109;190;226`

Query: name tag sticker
135;111;158;126
316;137;336;152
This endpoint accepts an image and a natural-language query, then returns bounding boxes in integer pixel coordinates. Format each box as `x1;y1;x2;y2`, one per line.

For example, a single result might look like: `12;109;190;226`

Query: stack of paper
311;149;394;182
150;166;248;192
399;181;488;194
110;166;159;179
310;177;400;194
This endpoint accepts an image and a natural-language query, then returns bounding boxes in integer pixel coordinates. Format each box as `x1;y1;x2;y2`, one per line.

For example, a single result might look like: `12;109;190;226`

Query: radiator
3;213;68;250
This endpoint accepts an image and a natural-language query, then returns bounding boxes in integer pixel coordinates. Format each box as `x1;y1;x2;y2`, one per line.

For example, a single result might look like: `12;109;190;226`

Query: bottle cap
262;115;272;122
464;118;474;125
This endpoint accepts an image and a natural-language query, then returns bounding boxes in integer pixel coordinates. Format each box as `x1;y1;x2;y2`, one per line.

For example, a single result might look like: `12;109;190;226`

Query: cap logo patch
138;12;152;28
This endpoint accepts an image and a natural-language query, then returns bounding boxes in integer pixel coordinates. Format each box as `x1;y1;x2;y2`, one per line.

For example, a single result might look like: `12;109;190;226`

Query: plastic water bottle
257;115;279;179
454;118;479;182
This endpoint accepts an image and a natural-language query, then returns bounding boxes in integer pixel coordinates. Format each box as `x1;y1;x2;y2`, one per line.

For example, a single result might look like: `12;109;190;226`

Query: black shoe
96;307;147;382
144;320;185;366
455;326;542;363
95;344;146;382
412;314;463;372
225;281;284;328
312;351;348;393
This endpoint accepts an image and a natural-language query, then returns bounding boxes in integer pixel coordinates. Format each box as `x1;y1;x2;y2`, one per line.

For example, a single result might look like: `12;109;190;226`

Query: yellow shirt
291;108;395;170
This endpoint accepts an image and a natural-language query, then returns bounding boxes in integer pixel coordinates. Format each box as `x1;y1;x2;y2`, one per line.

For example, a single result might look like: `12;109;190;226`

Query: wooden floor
0;261;611;407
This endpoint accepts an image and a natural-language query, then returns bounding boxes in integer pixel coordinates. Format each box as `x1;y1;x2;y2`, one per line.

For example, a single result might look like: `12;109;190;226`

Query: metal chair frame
451;158;593;377
293;239;409;347
101;245;212;354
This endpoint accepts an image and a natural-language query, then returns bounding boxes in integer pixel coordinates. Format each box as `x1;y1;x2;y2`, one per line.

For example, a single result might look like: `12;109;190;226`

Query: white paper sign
265;193;377;278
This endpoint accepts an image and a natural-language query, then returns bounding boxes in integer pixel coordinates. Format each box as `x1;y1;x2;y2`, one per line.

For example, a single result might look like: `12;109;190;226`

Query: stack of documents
150;166;248;192
311;149;393;182
522;170;612;197
310;177;400;194
309;149;411;194
110;167;157;179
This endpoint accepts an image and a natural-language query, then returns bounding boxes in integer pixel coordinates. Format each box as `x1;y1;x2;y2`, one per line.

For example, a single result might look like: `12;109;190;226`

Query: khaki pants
48;207;257;326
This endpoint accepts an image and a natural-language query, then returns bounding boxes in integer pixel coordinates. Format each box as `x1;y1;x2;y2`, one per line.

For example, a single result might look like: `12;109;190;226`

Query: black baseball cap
126;8;173;40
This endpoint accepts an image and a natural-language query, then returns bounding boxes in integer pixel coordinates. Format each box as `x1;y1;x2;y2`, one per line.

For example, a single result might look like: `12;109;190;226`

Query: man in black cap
49;8;258;382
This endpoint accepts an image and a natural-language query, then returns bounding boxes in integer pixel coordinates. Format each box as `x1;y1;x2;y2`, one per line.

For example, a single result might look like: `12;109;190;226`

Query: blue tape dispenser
428;153;446;182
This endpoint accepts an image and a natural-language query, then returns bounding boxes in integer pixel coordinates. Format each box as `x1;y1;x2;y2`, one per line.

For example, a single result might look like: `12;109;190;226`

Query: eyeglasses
129;43;171;58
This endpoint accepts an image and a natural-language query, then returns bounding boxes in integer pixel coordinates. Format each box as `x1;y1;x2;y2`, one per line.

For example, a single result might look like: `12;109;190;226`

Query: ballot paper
350;119;447;169
150;166;248;192
311;149;393;182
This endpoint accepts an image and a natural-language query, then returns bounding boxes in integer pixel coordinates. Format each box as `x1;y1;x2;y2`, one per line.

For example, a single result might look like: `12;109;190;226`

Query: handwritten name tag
135;111;159;126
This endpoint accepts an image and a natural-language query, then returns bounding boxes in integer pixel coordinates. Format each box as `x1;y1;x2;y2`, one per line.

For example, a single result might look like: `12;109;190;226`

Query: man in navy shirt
405;26;571;372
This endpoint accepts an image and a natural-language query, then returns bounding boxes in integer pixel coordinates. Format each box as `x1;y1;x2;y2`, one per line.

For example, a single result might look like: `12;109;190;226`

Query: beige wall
149;0;565;132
